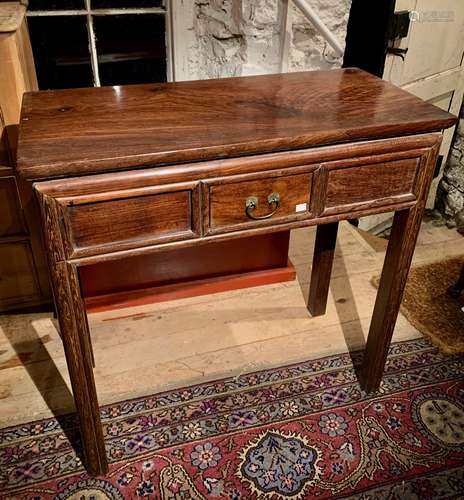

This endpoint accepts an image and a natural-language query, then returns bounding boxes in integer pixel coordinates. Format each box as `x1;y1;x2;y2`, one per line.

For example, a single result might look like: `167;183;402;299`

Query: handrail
292;0;344;56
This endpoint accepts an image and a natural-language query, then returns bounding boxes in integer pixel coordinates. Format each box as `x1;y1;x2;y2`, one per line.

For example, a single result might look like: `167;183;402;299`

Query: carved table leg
308;222;339;316
52;262;108;475
361;206;425;392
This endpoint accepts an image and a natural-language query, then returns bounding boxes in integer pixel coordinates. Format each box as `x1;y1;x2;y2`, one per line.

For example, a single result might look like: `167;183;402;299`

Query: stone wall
174;0;351;81
438;106;464;223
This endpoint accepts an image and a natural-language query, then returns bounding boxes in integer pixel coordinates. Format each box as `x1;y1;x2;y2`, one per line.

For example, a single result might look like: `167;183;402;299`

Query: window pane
28;0;85;10
91;0;163;8
28;16;93;89
94;14;166;86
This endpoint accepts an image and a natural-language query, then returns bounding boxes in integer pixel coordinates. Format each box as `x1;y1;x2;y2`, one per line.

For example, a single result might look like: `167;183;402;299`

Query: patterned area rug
1;338;464;499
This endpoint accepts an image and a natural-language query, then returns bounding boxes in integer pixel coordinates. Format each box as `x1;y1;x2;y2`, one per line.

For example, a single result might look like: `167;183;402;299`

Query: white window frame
27;0;173;86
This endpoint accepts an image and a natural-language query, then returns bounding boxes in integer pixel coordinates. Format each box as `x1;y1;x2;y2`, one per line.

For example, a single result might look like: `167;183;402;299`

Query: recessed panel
0;177;26;236
0;241;40;304
325;157;420;212
65;190;194;256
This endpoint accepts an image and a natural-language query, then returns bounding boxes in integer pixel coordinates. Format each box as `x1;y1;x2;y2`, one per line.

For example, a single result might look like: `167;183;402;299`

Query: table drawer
61;185;200;258
206;168;314;234
324;156;420;214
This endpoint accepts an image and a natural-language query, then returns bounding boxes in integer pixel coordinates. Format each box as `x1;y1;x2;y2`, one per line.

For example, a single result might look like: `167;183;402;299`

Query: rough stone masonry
439;110;464;224
185;0;351;79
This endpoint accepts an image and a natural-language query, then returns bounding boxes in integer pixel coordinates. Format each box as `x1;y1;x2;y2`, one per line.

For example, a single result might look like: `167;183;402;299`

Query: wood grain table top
17;68;457;181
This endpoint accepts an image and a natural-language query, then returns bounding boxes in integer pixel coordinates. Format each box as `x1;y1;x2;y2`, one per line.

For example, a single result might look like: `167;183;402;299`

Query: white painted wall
170;0;351;82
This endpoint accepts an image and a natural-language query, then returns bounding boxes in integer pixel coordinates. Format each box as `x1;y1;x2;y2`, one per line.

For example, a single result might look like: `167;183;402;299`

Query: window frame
27;0;173;86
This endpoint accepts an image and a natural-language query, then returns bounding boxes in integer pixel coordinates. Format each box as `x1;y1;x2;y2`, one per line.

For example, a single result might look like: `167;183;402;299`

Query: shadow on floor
1;236;377;461
329;244;367;380
0;308;84;461
294;239;368;385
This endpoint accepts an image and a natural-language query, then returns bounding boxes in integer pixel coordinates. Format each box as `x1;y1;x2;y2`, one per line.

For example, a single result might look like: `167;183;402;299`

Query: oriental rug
1;337;464;499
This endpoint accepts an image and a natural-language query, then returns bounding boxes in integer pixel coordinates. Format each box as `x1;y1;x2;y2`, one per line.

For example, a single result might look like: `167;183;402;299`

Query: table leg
361;206;424;392
307;222;339;316
53;261;108;475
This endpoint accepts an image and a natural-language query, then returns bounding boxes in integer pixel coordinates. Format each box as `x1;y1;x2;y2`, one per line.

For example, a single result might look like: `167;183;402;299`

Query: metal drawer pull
245;192;280;220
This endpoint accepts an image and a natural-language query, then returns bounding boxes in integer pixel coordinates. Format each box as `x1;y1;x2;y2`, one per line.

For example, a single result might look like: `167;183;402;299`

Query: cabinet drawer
61;185;200;258
206;169;314;234
324;157;420;214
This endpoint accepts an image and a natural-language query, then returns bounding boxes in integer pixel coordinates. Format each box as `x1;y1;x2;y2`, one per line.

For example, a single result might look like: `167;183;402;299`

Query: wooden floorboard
0;221;462;426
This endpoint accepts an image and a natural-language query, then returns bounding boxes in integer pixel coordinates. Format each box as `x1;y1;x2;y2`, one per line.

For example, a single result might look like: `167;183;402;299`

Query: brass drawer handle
245;192;280;220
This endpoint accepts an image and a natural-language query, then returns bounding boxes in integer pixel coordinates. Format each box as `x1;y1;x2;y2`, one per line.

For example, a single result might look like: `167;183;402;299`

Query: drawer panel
63;187;198;257
324;157;420;213
207;170;313;233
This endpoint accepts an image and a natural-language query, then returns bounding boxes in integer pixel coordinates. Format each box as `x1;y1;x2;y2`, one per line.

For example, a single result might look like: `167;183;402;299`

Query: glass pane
94;14;166;86
91;0;163;8
28;16;94;89
28;0;85;10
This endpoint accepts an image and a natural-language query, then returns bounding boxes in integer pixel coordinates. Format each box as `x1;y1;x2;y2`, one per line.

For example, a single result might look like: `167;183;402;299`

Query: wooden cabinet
0;241;41;306
0;175;26;235
0;153;51;311
0;4;51;311
0;4;37;128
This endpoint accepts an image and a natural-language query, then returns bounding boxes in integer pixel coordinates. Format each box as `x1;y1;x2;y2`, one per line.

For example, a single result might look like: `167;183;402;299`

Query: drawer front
207;170;313;234
62;185;199;257
324;157;420;214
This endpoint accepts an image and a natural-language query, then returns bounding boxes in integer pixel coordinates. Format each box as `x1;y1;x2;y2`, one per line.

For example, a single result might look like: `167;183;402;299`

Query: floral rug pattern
1;338;464;499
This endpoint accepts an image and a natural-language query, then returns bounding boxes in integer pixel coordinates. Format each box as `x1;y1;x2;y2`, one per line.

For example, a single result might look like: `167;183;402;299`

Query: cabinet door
0;240;42;309
0;135;51;311
384;0;464;206
0;176;26;236
360;0;464;232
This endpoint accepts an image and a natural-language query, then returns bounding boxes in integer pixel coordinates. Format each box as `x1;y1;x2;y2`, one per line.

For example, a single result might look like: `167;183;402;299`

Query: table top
17;68;457;181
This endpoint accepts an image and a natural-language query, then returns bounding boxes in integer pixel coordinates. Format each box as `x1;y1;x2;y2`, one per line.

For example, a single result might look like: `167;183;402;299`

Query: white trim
84;0;101;86
292;0;344;56
26;2;172;87
27;8;166;17
169;0;196;81
280;0;293;72
165;0;174;81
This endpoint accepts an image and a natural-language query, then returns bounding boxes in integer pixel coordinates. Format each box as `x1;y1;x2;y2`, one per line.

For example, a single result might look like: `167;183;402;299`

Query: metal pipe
292;0;344;56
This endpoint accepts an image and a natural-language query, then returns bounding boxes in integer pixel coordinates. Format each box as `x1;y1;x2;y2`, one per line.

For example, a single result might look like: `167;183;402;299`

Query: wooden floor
0;220;462;428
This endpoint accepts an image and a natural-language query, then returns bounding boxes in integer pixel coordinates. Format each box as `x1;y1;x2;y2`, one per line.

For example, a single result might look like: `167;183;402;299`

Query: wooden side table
16;69;457;475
